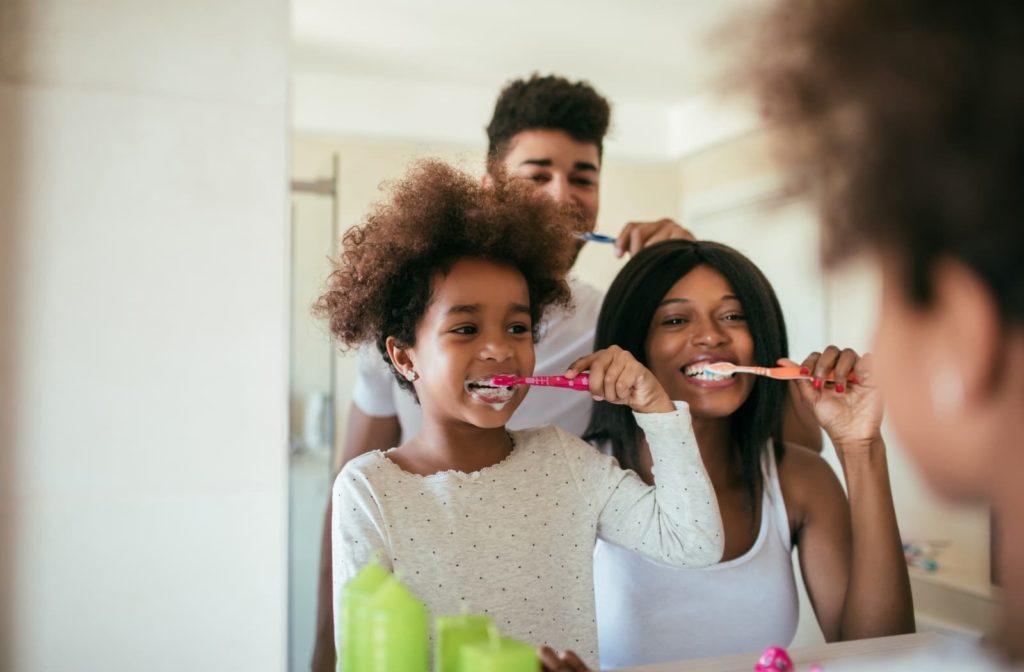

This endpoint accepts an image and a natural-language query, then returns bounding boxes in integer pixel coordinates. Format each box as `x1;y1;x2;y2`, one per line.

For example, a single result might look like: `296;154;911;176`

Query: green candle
365;575;429;672
340;562;390;672
460;627;540;672
435;613;493;672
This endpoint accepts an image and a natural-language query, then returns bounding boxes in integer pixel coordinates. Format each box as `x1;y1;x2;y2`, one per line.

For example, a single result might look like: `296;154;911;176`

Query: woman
744;0;1024;666
586;240;914;667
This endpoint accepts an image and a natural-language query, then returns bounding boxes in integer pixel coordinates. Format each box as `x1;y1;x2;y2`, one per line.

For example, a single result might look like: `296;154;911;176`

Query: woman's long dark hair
584;240;789;514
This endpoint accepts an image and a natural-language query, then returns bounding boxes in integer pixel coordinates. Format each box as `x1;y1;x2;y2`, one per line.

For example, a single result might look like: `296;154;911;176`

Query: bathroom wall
0;2;290;670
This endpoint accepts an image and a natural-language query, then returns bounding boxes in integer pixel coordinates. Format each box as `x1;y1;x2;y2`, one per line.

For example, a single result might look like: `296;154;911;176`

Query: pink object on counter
755;646;794;672
488;373;591;391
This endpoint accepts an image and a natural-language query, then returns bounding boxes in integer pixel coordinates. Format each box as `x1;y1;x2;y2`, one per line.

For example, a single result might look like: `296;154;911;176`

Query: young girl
316;161;723;667
584;240;913;666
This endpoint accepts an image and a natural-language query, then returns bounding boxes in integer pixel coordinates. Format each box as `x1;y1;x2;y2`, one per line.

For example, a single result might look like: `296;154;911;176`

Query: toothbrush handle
730;365;773;376
762;366;861;385
523;374;591;391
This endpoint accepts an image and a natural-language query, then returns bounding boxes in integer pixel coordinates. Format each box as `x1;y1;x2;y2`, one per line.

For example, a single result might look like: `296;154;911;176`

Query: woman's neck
993;448;1024;661
987;339;1024;660
398;415;512;476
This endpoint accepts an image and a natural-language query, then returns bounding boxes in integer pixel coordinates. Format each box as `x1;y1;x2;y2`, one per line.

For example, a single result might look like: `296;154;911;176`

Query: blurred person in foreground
744;0;1024;668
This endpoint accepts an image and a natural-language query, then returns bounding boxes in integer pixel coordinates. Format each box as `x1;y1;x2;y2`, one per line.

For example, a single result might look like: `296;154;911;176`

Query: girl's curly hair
315;159;578;392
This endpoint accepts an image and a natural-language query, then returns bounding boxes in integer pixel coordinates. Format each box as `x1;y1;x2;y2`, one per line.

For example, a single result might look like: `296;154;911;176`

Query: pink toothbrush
489;373;591;391
697;362;860;384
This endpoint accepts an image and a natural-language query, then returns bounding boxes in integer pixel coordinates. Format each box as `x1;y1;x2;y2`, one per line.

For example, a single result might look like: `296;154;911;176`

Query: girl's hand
538;646;592;672
782;346;883;453
565;346;674;414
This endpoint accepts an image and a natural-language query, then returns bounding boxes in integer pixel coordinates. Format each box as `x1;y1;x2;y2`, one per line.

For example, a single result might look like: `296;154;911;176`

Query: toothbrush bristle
684;362;734;380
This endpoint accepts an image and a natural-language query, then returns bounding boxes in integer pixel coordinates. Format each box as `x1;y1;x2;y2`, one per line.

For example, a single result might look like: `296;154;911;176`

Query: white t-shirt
351;275;604;441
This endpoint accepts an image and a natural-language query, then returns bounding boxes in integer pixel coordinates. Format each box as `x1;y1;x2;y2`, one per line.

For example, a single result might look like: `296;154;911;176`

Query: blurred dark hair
486;73;611;170
744;0;1024;323
584;240;789;512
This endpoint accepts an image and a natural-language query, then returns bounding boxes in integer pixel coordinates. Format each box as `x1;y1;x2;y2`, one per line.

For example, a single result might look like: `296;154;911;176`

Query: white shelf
909;565;998;601
909;566;1000;637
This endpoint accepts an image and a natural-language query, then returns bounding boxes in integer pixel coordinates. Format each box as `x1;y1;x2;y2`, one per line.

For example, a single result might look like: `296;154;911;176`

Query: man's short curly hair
745;0;1024;323
486;74;611;170
315;160;577;392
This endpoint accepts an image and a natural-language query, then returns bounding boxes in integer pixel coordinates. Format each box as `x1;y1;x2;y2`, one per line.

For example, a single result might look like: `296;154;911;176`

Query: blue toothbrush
576;231;617;244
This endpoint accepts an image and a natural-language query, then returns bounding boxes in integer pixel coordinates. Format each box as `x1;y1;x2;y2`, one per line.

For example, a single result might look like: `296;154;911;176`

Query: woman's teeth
683;364;731;381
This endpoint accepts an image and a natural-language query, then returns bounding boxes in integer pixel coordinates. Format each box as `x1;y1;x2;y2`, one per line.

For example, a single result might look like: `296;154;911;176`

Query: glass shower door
288;156;338;671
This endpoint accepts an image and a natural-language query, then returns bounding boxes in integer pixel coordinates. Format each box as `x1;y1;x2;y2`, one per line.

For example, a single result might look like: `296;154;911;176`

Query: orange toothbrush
697;362;860;385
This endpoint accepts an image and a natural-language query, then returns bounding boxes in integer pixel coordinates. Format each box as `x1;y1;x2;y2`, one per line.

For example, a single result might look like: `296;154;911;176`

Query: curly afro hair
315;160;578;392
744;0;1024;322
486;73;611;170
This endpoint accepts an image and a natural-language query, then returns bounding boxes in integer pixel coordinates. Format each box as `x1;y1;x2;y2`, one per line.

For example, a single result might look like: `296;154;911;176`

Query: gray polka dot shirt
332;402;723;665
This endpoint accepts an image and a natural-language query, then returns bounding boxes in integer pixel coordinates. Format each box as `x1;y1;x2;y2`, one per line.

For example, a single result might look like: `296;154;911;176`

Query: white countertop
609;632;942;671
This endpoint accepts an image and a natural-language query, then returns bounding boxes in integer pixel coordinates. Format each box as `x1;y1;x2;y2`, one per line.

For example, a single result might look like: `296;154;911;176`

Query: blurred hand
614;218;695;258
566;346;674;414
781;346;883;453
538;646;592;672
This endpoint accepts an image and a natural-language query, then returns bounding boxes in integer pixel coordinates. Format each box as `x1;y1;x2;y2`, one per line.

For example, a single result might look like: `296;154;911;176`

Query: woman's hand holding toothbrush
565;346;674;414
783;346;883;454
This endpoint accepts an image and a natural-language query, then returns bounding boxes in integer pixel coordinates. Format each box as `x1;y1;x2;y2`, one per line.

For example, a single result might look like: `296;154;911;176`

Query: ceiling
290;0;766;157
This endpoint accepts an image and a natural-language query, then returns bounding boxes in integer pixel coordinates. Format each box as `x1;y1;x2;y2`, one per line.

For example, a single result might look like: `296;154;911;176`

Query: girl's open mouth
464;378;516;405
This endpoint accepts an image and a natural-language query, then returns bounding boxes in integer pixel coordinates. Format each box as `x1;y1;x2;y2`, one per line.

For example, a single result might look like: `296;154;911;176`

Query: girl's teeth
467;379;515;391
465;380;515;405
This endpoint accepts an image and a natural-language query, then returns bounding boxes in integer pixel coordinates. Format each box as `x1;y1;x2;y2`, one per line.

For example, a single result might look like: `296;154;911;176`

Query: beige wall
679;130;781;198
0;2;290;670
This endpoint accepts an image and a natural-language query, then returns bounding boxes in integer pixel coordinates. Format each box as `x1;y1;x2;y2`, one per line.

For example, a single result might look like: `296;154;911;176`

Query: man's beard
558;202;594;269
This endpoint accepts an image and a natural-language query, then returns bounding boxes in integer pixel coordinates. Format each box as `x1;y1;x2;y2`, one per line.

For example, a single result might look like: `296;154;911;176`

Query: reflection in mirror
287;2;998;668
290;163;337;458
288;156;338;671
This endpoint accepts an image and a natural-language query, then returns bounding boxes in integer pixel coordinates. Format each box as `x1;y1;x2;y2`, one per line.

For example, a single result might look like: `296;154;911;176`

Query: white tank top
593;446;798;668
